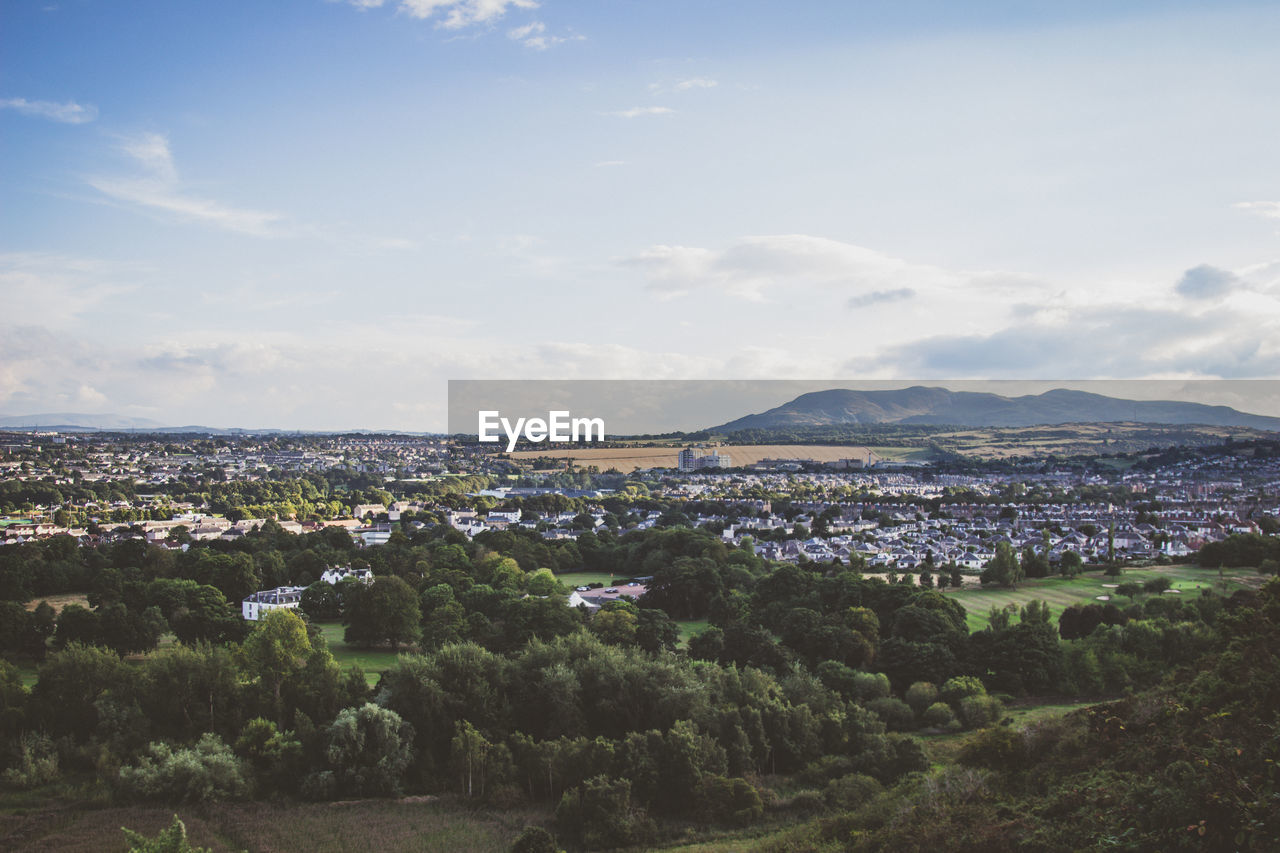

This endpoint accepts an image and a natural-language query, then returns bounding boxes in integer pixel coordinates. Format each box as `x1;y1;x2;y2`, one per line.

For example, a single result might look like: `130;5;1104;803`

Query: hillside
712;387;1280;432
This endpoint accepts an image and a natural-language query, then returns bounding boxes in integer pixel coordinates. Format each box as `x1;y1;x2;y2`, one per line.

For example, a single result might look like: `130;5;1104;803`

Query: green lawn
867;446;933;462
554;570;633;588
313;621;405;685
943;564;1249;632
675;619;710;647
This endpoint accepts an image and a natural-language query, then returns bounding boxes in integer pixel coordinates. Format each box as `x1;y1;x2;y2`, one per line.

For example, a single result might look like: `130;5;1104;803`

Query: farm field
508;443;876;471
942;564;1256;632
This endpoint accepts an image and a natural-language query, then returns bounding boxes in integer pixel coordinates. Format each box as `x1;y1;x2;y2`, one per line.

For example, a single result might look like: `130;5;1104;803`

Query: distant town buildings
678;446;732;472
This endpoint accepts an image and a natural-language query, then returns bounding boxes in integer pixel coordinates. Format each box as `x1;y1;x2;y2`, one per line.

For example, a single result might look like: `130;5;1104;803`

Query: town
3;430;1276;581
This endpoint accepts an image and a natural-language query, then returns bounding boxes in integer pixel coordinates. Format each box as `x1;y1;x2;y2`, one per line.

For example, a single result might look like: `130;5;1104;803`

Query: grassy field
554;570;627;587
675;619;710;646
0;796;549;852
22;592;90;615
941;564;1253;631
313;622;404;685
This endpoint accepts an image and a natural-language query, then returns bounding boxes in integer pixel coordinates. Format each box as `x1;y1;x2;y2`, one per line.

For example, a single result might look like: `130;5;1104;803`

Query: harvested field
509;443;875;472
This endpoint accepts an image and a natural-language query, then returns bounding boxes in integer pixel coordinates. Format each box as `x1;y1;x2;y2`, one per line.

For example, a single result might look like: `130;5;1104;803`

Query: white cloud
648;78;719;96
0;252;138;326
620;234;962;301
88;133;285;237
606;106;675;119
398;0;538;29
1236;201;1280;221
674;77;718;91
507;19;583;49
0;96;97;124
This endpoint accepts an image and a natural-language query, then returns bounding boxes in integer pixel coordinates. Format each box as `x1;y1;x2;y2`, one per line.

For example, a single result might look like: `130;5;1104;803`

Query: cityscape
5;0;1280;850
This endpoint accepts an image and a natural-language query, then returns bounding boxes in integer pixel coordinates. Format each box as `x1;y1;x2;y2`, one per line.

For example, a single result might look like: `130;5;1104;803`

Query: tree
1116;581;1143;602
344;575;422;648
239;609;313;723
117;734;250;803
324;703;415;797
981;543;1023;589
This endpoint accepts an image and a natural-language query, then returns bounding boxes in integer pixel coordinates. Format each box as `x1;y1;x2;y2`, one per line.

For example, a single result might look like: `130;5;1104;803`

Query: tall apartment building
678;447;733;471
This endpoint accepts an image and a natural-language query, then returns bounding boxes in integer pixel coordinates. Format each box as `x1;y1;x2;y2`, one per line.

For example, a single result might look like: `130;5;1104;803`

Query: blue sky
3;0;1280;429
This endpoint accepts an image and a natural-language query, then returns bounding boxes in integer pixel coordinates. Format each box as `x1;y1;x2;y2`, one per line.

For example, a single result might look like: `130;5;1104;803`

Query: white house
320;566;373;585
242;586;306;620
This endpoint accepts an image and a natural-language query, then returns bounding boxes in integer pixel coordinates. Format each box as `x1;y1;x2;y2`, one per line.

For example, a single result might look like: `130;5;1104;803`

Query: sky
3;0;1280;430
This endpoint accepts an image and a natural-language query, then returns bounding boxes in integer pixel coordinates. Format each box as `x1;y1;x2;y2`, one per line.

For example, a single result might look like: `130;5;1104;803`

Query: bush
866;697;916;732
510;825;559;853
957;695;1004;730
823;772;882;810
117;734;250;803
923;701;958;730
121;815;212;853
940;676;986;707
851;671;891;702
556;775;648;850
958;726;1028;772
788;789;827;814
905;681;939;715
698;775;764;826
2;732;60;789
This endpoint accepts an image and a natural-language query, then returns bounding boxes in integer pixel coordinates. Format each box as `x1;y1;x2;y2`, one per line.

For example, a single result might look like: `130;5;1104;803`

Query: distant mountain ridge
711;387;1280;431
0;413;170;431
0;413;436;435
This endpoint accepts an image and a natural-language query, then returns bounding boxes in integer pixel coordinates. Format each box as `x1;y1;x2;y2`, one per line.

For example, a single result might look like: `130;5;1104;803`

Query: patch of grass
865;446;932;462
675;619;710;647
554;570;628;587
22;592;90;615
313;622;405;685
942;564;1240;631
16;663;39;689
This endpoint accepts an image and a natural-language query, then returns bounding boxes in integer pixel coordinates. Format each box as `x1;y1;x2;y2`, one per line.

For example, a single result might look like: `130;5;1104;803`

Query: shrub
698;775;764;826
905;681;939;715
2;732;60;789
510;825;559;853
851;671;891;702
120;815;212;853
117;734;249;803
923;701;957;730
823;772;882;810
958;726;1028;772
940;676;986;707
556;775;648;850
866;697;916;732
957;695;1004;730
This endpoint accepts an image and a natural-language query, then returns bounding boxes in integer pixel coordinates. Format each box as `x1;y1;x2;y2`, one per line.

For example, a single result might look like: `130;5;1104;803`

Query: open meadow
941;563;1258;631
